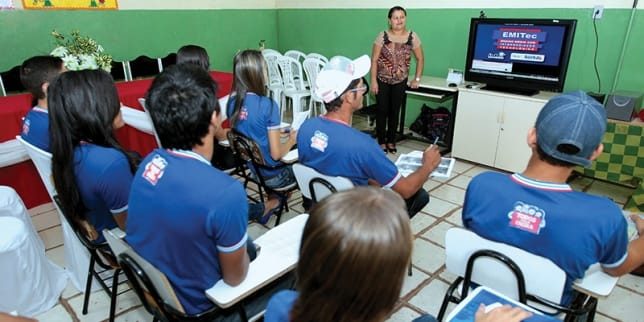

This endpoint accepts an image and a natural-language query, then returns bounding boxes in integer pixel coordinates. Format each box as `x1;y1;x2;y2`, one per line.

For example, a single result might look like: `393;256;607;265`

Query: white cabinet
452;89;555;173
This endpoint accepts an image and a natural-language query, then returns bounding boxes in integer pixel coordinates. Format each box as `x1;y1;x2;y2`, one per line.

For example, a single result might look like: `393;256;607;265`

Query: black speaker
605;92;642;122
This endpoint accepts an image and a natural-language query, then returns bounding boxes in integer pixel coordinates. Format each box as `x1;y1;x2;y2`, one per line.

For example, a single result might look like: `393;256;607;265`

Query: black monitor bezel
464;18;577;93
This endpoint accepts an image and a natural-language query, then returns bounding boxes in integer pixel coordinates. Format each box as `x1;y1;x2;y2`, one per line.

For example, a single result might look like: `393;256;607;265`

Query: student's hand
422;144;441;171
288;129;298;144
631;214;644;236
474;304;532;322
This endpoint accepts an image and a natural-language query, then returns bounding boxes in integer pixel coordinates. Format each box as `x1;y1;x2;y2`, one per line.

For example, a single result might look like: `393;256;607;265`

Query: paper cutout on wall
0;0;14;9
22;0;118;9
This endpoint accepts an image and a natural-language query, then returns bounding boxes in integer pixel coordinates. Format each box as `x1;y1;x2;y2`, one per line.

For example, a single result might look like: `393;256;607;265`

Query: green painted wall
277;8;643;124
0;9;278;71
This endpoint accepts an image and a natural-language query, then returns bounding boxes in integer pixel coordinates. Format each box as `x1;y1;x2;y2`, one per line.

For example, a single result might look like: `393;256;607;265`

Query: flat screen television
464;18;577;96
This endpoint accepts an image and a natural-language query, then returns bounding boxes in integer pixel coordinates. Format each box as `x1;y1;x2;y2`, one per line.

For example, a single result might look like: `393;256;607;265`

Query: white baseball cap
315;55;371;103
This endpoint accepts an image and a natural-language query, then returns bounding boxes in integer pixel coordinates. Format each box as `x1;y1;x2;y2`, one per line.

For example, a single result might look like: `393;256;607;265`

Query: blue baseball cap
536;90;606;167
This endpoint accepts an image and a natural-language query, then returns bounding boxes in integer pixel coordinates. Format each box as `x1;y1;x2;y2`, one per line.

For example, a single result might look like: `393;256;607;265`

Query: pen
431;137;439;148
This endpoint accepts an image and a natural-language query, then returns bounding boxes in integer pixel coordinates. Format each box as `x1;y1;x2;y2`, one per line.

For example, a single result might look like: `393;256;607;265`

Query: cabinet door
494;99;545;172
452;91;503;167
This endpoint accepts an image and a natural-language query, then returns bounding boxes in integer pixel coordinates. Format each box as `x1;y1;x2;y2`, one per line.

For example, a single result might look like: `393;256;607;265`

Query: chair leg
437;278;462;322
408;263;413;276
108;269;120;322
82;255;97;314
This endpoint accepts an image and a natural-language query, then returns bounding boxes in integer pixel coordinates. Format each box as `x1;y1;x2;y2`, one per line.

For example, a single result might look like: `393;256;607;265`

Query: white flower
61;55;80;71
50;46;68;57
97;45;104;52
78;54;99;70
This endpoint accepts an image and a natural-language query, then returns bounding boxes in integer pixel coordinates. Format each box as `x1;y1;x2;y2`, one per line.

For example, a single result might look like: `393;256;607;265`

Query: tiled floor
26;116;644;321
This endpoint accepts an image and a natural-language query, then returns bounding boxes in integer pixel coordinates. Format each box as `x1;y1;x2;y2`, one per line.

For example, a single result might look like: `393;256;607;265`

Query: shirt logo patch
22;119;30;135
142;154;168;186
310;130;328;152
507;201;546;235
239;107;249;121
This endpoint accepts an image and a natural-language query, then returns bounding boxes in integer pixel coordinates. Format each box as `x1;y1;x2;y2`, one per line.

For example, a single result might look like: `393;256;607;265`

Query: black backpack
410;104;451;142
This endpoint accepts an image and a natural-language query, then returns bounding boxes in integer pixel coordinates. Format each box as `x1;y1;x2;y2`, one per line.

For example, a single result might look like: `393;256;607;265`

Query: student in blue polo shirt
463;91;644;306
297;55;441;218
19;55;65;152
49;70;137;243
127;64;291;317
227;50;297;191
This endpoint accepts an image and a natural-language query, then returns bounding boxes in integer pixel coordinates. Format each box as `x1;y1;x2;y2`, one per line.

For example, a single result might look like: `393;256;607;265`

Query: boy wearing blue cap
462;91;644;305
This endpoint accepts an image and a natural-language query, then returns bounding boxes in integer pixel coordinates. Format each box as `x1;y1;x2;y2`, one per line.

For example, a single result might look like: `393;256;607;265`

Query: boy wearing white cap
462;90;644;305
297;55;441;217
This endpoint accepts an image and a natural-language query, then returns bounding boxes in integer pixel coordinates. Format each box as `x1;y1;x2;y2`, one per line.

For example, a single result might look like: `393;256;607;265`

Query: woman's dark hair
229;49;269;126
177;45;210;71
49;69;137;229
291;187;412;322
388;6;407;18
145;64;219;150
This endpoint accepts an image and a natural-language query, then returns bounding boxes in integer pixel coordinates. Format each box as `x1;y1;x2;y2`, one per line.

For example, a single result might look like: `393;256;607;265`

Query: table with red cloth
0;71;233;209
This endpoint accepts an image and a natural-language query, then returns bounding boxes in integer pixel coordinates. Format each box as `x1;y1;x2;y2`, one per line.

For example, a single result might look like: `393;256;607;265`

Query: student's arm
268;129;297;161
475;304;532;322
0;313;37;322
218;246;250;286
603;216;644;276
113;211;127;230
370;42;382;95
391;145;440;198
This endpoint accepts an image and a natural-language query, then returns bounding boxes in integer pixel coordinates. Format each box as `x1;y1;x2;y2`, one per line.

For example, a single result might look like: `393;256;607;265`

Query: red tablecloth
0;71;233;209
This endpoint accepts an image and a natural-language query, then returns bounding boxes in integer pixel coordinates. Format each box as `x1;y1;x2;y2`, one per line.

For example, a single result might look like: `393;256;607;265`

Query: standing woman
50;70;138;243
228;50;297;191
371;6;424;154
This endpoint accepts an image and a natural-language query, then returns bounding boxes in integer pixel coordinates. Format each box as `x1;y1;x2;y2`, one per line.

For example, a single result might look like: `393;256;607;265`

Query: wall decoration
23;0;118;10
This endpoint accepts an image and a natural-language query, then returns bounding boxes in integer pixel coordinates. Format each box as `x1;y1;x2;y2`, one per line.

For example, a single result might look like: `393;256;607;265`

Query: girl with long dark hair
228;50;296;210
49;69;138;243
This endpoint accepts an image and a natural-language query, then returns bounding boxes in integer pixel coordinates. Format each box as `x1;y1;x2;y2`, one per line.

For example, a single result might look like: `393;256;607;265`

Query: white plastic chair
277;56;310;121
136;98;163;148
306;53;329;64
261;51;284;107
292;163;354;202
302;57;327;117
438;227;597;321
284;50;307;65
16;136;94;293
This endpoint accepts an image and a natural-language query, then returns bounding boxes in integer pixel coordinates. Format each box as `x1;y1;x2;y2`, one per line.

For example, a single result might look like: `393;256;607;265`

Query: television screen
465;18;577;95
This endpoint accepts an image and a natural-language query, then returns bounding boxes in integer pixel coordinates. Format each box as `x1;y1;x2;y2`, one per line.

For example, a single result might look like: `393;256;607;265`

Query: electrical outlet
592;5;604;19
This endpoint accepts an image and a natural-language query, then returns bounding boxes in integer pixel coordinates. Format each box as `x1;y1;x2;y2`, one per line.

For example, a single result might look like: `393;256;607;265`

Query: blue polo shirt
463;172;629;305
297;116;401;187
74;144;132;243
265;290;298;322
21;107;50;152
227;93;282;178
126;149;248;315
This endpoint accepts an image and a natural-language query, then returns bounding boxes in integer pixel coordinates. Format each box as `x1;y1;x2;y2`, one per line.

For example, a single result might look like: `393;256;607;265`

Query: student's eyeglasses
347;85;367;96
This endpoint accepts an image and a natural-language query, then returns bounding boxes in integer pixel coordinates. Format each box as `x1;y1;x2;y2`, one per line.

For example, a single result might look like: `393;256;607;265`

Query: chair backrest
284;50;307;64
137;98;163;148
103;228;185;314
226;130;266;166
16;136;55;196
306;53;329;64
277;56;306;91
292;163;354;202
302;57;325;103
261;51;283;88
445;227;566;305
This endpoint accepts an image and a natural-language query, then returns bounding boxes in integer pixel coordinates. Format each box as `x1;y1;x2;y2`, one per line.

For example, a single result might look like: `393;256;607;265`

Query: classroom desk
206;214;308;308
399;76;459;153
575;118;643;211
0;71;233;209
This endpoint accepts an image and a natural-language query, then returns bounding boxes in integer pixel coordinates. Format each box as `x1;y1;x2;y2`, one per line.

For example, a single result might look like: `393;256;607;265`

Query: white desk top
573;263;618;299
205;214;308;308
281;149;298;164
